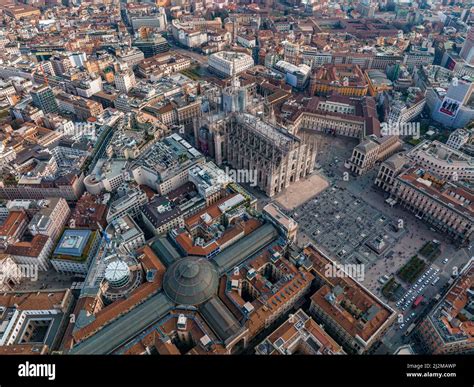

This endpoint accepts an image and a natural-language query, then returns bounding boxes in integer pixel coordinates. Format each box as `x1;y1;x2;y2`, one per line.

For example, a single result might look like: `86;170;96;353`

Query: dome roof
105;260;130;283
163;257;219;305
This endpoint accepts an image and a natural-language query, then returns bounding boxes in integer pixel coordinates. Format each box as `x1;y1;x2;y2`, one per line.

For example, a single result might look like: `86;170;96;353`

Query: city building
131;133;205;195
304;245;397;354
106;187;148;223
447;129;471;150
273;61;311;90
310;64;368;97
390;168;473;244
50;229;101;275
374;153;409;192
208;51;255;78
263;203;298;243
188;161;232;205
50;53;73;76
106;214;145;254
283;94;380;139
0;210;28;251
128;7;167;32
218;234;314;345
27;198;70;241
30;85;59;114
173;193;255;259
170;17;223;48
365;69;393;97
416;259;474;354
56;92;104;121
0;255;22;291
114;70;136;94
141;195;185;237
5;234;53;271
386;88;426;124
140;182;206;236
460;28;474;65
136;53;191;80
407;140;474;182
0;3;41;20
349;135;402;175
133;35;169;58
115;47;145;68
426;78;474;129
256;309;345;355
0;171;85;201
0;289;73;353
404;46;435;71
84;159;129;195
68;193;107;230
212;113;316;197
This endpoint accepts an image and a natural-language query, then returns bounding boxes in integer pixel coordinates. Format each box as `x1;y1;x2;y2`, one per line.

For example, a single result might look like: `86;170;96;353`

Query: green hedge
397;255;427;284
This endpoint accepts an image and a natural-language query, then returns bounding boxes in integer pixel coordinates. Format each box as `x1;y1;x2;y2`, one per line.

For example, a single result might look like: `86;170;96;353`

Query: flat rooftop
53;229;93;257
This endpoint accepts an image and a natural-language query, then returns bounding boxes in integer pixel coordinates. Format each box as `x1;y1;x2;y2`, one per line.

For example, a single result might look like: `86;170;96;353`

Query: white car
442;258;449;264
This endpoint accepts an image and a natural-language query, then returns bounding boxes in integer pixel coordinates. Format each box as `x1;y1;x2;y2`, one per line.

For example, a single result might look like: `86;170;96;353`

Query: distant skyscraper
460;28;474;65
31;85;59;114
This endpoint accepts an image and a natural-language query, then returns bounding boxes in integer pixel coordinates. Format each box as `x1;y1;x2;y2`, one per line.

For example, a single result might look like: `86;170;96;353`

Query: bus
412;295;424;308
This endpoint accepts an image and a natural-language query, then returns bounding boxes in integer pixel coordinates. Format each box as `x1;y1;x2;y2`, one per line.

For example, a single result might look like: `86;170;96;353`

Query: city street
14;270;76;292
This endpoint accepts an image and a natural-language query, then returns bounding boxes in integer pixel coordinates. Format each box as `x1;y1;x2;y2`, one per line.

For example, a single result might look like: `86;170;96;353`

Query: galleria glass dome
163;256;219;305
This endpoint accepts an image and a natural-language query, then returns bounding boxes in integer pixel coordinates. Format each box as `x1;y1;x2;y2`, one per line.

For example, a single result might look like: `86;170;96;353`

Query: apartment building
0;210;28;250
416;259;474;354
255;308;345;355
304;245;396;354
0;289;73;353
5;234;53;271
27;198;70;241
114;70;136;94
